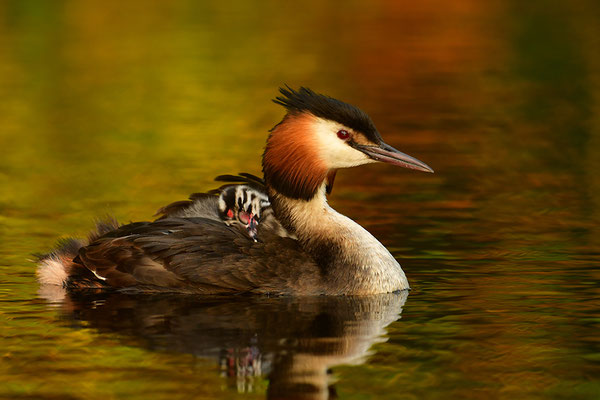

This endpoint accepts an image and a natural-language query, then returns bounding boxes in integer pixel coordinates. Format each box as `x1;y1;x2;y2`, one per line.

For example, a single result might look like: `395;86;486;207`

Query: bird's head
262;87;433;200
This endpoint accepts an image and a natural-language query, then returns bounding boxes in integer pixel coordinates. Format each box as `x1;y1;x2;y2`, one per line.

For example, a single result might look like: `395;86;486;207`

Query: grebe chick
155;174;287;241
37;87;433;295
217;185;269;241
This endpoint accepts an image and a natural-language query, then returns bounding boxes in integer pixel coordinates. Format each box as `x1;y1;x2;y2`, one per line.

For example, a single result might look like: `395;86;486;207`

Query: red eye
337;129;349;140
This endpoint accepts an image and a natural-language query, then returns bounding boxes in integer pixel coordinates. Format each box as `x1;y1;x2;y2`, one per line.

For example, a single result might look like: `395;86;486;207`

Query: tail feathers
36;238;85;287
36;218;121;288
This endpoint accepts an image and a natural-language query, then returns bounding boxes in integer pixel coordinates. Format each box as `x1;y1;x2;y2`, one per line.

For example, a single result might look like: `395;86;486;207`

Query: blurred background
0;0;599;399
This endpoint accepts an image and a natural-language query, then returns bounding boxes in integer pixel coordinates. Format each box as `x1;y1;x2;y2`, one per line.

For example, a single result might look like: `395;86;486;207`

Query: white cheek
312;119;375;169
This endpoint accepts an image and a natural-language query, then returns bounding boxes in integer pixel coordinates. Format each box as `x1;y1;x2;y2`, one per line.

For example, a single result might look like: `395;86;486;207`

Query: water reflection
43;290;407;399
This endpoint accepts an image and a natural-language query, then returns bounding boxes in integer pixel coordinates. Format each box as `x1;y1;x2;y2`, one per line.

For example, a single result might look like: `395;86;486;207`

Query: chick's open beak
354;142;434;173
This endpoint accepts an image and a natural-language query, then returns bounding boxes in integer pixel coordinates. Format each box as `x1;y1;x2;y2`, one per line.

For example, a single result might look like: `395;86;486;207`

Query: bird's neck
262;113;328;201
268;183;409;294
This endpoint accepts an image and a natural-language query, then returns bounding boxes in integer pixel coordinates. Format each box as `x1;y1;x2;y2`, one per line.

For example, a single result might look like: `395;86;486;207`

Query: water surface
1;1;599;399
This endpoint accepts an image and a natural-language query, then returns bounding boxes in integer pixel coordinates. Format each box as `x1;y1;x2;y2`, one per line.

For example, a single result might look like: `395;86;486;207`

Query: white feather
36;256;68;286
311;118;377;169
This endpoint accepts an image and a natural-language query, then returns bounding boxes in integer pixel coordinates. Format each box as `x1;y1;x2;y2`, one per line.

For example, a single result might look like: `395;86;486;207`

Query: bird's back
39;174;321;295
74;216;321;295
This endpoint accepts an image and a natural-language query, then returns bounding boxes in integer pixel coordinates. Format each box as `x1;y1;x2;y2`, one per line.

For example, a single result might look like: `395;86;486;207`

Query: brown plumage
72;217;320;294
263;113;329;201
37;87;433;296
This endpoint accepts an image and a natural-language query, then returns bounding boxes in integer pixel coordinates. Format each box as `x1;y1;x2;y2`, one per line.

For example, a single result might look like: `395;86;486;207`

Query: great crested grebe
37;87;433;295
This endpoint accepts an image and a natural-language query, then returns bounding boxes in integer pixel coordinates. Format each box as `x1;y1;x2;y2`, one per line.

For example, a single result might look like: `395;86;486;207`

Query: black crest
273;86;382;143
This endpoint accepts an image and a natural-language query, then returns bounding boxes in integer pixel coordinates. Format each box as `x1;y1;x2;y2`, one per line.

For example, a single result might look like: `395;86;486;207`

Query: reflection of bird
45;292;407;400
37;87;433;295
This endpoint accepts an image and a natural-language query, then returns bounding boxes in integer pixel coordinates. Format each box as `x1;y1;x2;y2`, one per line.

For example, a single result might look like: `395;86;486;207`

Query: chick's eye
337;129;349;140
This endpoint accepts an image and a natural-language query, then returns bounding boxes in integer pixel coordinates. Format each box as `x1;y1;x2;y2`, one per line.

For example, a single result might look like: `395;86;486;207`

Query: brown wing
74;217;320;295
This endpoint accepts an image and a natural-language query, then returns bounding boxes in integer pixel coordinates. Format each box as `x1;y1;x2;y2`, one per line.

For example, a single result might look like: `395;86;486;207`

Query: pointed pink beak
355;142;434;173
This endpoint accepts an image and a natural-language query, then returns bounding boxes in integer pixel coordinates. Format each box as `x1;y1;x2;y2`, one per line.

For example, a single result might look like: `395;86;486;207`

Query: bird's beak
354;142;434;173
